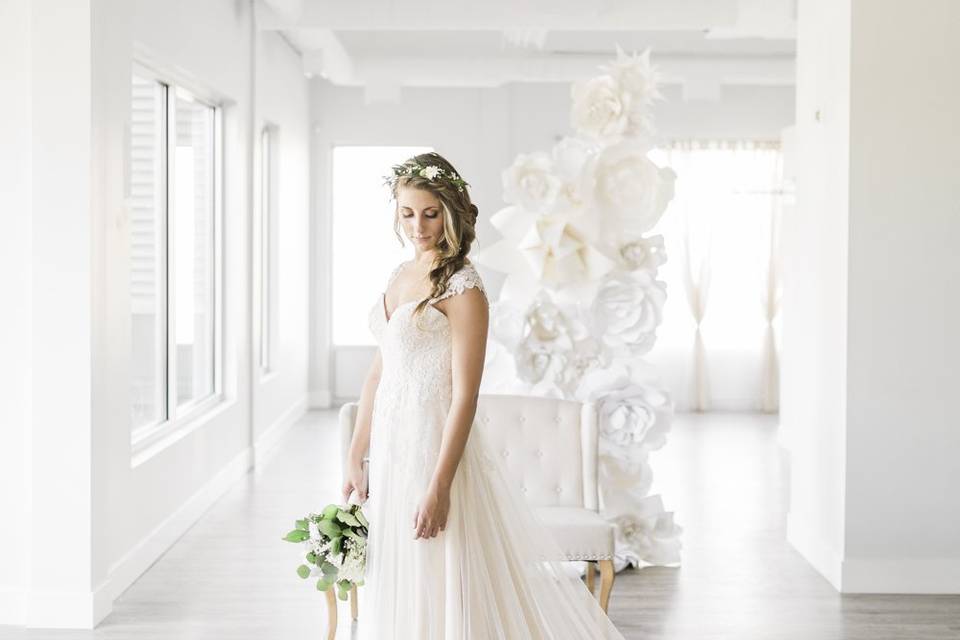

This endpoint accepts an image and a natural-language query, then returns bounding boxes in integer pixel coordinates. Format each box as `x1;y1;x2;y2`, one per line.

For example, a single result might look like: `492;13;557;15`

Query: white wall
843;0;960;591
253;23;311;452
309;80;796;402
0;0;312;628
785;0;960;593
0;0;34;624
783;0;851;590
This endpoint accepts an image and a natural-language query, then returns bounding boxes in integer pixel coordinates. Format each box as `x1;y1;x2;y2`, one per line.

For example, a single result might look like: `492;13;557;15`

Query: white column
786;0;960;593
27;0;100;627
0;0;34;624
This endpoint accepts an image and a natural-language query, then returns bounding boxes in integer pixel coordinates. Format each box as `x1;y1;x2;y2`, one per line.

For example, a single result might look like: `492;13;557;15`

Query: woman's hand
341;457;368;505
413;483;450;540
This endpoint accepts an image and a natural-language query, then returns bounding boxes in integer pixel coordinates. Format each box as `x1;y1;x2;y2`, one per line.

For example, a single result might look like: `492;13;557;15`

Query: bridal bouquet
282;502;369;600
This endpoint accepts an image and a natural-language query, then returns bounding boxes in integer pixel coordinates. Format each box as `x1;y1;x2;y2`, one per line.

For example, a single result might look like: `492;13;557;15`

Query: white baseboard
309;388;332;408
0;586;25;626
252;395;308;469
788;512;960;594
13;397;308;630
99;443;254;626
842;557;960;594
786;510;843;591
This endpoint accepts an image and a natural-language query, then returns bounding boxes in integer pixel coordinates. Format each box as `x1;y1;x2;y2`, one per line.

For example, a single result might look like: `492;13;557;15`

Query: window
331;145;432;346
646;140;785;410
129;67;223;441
258;124;278;374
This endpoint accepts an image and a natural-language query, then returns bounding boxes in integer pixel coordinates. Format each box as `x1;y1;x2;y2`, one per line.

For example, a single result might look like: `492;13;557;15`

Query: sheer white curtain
647;140;785;412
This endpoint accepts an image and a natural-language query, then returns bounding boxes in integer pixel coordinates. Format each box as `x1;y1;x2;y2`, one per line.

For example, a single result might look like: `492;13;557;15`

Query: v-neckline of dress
382;293;417;323
381;258;474;325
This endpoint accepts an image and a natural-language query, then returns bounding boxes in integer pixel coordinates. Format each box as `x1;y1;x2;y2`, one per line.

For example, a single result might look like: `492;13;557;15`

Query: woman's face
397;185;445;252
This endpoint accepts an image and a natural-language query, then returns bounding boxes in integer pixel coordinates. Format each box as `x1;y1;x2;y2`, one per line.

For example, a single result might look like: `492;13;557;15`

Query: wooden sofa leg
350;585;359;620
598;559;615;614
585;561;595;594
325;588;337;640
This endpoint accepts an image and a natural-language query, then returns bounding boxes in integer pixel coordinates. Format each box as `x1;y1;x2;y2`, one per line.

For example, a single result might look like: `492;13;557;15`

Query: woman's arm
347;348;383;468
413;286;489;539
430;287;489;492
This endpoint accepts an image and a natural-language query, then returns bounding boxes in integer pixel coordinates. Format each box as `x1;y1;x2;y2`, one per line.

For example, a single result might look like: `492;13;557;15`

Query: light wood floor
3;411;958;639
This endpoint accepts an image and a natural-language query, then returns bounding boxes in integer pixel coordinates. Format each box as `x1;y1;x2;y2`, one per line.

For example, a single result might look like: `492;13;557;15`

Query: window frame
130;60;226;457
257;123;279;379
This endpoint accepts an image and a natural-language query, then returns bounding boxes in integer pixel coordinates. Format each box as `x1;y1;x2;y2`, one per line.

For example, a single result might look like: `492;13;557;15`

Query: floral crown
382;161;471;193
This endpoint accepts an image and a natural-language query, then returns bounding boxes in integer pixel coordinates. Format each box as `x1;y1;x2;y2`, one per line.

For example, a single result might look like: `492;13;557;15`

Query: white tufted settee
338;392;617;614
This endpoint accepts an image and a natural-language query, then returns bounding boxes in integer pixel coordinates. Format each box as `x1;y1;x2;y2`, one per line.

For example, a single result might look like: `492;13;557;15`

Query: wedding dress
356;259;627;640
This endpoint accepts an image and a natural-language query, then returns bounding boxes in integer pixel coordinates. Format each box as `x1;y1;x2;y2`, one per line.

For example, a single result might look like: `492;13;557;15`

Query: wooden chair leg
598;559;615;614
350;585;359;620
585;561;596;594
325;588;337;640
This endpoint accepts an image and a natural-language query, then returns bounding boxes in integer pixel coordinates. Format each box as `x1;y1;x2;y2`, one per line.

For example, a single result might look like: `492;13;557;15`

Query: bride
342;151;627;639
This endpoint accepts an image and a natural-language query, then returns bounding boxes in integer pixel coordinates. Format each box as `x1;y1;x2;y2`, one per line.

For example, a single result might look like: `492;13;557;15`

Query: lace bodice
366;260;488;474
367;260;487;346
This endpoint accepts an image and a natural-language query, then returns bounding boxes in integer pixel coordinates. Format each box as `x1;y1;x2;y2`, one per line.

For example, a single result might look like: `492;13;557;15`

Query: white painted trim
0;586;25;627
309;388;332;408
252;395;308;470
100;444;254;622
786;510;843;591
841;557;960;595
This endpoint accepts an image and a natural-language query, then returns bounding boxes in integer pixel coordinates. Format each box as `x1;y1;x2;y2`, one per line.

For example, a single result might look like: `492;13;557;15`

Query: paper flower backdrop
476;45;683;571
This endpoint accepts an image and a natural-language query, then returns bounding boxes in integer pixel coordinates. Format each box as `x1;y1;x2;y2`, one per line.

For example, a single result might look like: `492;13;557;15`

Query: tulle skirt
355;425;627;640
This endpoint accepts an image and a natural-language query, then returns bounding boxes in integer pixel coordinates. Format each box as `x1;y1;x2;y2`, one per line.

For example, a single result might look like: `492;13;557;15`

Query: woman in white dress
342;152;627;639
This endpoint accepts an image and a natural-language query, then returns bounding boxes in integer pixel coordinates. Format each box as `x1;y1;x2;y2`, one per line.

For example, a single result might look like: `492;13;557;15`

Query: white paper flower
502;151;563;213
582;141;676;242
600;46;660;105
620;234;667;273
591;271;666;356
576;363;672;460
570;75;631;143
549;136;598;209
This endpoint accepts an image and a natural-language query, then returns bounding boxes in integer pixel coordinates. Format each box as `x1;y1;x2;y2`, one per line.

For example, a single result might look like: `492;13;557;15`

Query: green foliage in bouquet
283;502;369;601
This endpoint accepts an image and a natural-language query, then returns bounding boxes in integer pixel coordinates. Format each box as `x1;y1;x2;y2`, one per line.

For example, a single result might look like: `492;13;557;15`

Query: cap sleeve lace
430;263;487;304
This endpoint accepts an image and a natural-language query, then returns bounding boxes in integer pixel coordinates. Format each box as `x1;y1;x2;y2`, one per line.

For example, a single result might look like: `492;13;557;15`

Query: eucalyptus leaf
322;504;340;520
296;564;310;579
336;511;361;527
316;577;333;591
321;561;338;576
295;519;309;531
354;510;369;527
318;519;342;537
283;529;309;543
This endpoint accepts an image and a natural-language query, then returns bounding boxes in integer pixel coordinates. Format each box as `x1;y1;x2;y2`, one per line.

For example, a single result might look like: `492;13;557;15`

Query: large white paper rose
599;46;662;110
570;75;632;143
501;151;563;213
583;141;676;242
550;136;597;210
576;364;673;464
571;46;662;144
591;270;666;356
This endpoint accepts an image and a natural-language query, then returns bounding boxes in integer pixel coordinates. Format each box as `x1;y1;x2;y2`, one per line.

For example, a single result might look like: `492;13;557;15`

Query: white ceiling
257;0;796;98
